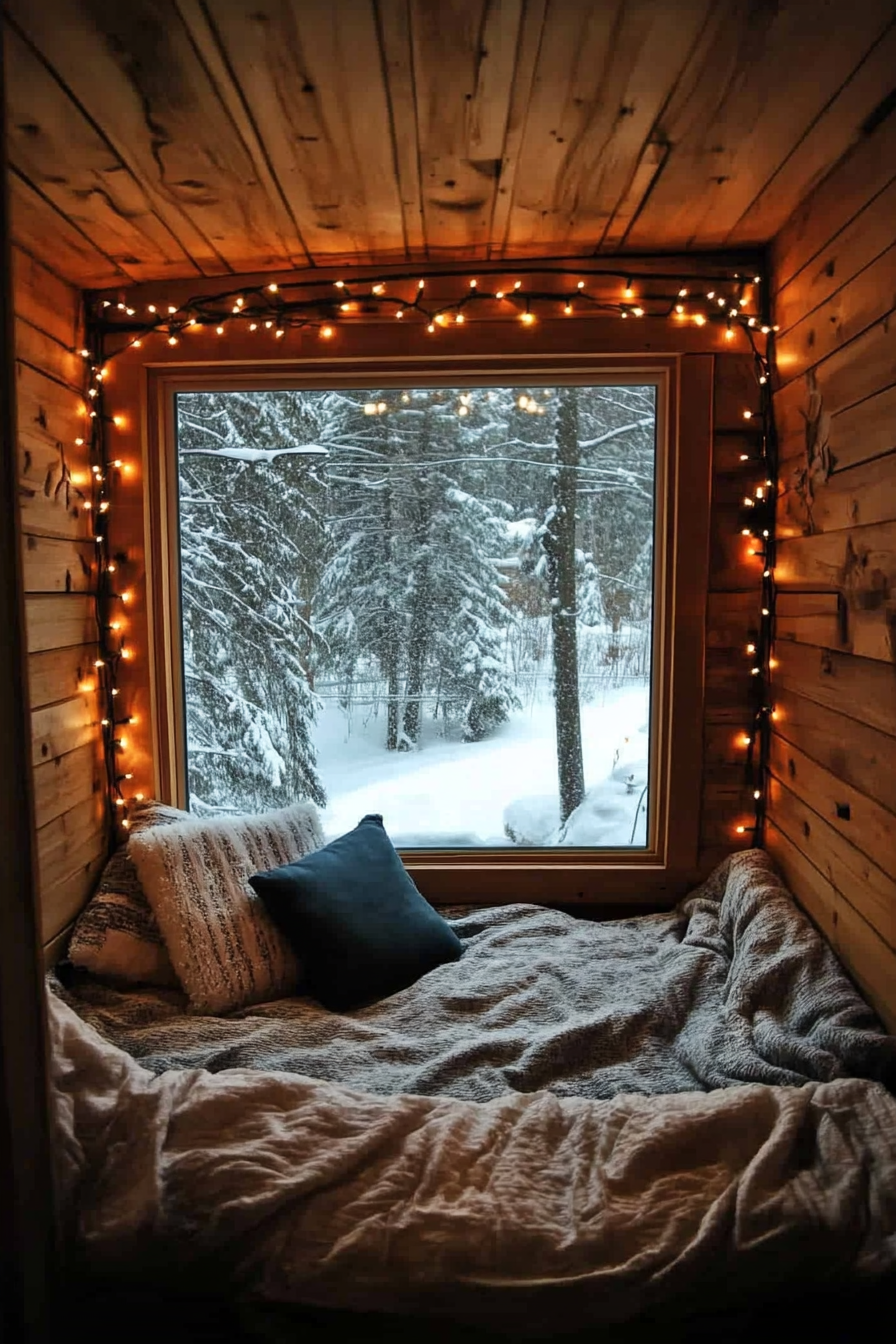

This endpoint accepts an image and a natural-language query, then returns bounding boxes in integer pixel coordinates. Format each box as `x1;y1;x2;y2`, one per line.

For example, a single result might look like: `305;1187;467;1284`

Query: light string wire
78;329;139;835
94;264;778;357
86;263;777;845
738;320;778;846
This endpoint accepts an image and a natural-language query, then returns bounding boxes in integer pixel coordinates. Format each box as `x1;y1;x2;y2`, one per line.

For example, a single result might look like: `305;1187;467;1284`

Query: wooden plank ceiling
4;0;896;288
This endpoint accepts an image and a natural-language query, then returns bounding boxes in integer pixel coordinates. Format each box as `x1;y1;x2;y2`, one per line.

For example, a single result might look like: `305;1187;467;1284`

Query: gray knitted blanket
54;850;896;1100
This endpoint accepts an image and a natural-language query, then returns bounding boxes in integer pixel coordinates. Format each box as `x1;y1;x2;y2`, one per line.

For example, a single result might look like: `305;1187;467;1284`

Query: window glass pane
175;383;657;847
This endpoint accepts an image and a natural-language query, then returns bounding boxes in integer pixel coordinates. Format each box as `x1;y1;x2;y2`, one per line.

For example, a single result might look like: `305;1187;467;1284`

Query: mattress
54;850;896;1100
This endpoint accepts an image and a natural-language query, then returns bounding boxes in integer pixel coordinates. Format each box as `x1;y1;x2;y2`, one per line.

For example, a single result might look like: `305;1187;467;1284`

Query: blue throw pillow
248;814;463;1010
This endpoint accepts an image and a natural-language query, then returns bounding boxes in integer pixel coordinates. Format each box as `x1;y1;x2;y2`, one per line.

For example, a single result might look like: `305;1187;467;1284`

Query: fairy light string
94;265;779;359
76;336;143;836
737;323;779;847
87;263;777;846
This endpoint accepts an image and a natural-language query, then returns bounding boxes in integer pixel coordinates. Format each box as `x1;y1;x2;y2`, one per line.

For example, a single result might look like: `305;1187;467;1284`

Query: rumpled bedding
49;992;896;1334
54;851;896;1099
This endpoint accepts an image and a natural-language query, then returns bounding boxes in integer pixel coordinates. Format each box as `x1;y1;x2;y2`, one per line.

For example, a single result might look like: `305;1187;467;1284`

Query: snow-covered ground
313;682;650;848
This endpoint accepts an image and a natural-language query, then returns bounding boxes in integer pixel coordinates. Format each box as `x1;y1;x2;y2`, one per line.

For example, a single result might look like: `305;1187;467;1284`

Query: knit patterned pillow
128;802;324;1014
66;801;190;987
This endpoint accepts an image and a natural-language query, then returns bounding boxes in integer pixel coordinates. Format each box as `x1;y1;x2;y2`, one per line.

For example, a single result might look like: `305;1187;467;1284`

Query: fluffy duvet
50;849;896;1331
55;851;896;1099
49;992;896;1334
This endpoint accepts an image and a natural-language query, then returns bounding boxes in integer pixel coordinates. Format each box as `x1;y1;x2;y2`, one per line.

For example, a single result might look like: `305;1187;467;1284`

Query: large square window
174;381;657;850
146;353;710;903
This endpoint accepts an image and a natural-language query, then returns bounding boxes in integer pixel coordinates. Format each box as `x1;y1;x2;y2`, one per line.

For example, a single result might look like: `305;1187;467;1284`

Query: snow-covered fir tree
316;388;520;748
176;391;328;811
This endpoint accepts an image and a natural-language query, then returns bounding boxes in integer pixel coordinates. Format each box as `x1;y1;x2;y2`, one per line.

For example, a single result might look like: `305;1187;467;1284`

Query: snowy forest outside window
174;381;658;849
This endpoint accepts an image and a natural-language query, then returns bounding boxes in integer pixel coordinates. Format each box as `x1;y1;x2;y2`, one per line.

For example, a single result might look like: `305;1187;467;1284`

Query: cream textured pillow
128;802;324;1014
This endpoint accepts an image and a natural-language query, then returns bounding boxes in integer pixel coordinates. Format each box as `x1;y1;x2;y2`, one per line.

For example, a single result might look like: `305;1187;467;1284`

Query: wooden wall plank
774;241;896;388
772;640;896;739
774;321;896;460
713;356;763;430
28;643;100;710
18;439;92;543
771;101;896;293
769;774;896;950
767;821;896;1030
10;244;79;346
771;684;896;815
822;383;896;475
769;732;896;882
704;588;756;647
25;593;96;653
16;361;86;446
774;176;896;338
0;23;59;1317
14;317;82;390
36;795;106;944
777;380;896;489
774;611;844;651
766;822;838;944
778;449;896;538
20;533;95;593
32;739;104;832
703;722;753;766
775;519;896;663
31;693;99;767
775;591;840;618
16;360;93;542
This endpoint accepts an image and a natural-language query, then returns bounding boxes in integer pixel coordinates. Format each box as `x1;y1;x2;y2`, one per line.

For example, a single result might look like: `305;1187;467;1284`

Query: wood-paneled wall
769;106;896;1030
14;246;107;955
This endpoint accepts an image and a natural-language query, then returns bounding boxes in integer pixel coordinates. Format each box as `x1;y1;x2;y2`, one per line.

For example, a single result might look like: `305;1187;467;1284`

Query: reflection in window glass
175;384;657;846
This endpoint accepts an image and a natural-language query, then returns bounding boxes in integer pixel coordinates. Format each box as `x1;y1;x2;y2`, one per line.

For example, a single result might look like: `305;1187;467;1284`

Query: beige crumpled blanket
48;991;896;1334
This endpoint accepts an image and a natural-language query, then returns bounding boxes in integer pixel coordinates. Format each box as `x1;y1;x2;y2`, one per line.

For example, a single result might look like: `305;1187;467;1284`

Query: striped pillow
128;803;323;1014
67;801;190;987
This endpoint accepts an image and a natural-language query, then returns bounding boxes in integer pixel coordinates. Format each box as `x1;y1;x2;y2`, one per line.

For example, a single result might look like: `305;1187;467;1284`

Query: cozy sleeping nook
4;2;896;1341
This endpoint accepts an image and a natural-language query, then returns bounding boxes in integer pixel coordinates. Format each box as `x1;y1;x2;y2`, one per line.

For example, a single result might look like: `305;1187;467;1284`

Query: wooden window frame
145;351;711;906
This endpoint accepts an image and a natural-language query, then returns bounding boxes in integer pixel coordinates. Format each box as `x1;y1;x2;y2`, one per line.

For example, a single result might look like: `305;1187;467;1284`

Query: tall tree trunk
546;387;585;823
402;557;430;747
380;457;400;752
401;424;432;749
